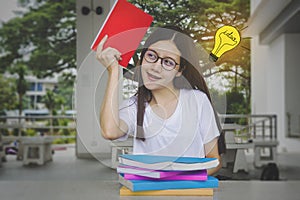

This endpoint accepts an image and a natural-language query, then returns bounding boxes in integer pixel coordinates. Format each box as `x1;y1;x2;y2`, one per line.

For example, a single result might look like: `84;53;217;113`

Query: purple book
123;170;208;181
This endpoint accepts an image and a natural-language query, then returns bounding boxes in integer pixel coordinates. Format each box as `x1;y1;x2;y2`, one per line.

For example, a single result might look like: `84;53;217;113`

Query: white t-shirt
118;89;220;158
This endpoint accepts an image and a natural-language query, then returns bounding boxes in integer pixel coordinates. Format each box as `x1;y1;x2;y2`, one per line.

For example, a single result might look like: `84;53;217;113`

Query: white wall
250;0;262;14
251;33;300;153
246;0;292;37
267;35;286;152
251;35;269;114
285;34;300;137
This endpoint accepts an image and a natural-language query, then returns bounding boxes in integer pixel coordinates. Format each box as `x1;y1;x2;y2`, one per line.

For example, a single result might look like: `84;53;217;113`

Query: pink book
123;170;208;181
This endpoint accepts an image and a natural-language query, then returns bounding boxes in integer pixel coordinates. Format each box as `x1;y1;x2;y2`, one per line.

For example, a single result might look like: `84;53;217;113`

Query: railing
219;114;277;141
0;114;278;145
0;115;76;143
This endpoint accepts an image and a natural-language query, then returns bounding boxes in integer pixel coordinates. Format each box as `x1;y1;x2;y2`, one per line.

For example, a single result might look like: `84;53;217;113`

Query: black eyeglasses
144;49;179;71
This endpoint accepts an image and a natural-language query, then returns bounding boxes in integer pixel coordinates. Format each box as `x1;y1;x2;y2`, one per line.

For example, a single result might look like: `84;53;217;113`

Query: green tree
55;72;75;110
0;0;250;115
42;88;65;134
0;75;18;112
12;63;29;118
8;63;29;136
0;0;76;77
129;0;251;114
0;0;76;119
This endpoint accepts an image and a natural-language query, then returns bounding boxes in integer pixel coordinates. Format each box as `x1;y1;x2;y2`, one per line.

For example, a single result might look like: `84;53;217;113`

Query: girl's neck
150;86;180;106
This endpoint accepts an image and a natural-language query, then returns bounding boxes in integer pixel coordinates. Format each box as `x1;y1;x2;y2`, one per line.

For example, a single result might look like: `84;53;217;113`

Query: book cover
118;154;219;171
118;174;219;192
90;0;153;67
117;165;182;179
119;186;213;196
123;170;207;181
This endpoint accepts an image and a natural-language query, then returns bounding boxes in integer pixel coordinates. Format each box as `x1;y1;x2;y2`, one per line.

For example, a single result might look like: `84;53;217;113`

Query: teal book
118;154;219;171
118;174;219;192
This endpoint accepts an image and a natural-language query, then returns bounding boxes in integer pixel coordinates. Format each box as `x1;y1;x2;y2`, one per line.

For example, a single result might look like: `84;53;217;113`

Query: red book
90;0;153;68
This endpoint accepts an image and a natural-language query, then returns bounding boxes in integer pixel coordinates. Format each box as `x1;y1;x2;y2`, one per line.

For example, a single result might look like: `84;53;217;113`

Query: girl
97;26;223;175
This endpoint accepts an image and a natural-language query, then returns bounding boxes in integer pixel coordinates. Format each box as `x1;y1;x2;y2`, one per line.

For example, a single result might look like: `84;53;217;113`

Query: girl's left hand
96;35;122;71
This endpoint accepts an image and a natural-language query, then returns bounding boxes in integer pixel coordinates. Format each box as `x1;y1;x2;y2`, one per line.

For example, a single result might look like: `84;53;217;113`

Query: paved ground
218;150;300;181
0;145;117;181
1;145;300;200
1;144;300;181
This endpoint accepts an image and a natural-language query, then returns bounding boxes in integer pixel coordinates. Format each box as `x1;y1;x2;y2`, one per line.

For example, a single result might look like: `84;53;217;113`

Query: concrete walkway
218;150;300;180
1;144;300;200
1;144;300;181
0;144;118;181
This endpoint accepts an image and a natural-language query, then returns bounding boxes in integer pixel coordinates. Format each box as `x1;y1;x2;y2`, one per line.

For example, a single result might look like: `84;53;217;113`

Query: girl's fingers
97;47;122;68
97;35;108;53
95;35;122;68
114;52;122;61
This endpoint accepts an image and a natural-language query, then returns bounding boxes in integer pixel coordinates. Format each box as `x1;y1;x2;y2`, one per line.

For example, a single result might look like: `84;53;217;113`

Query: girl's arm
205;138;222;175
96;35;128;140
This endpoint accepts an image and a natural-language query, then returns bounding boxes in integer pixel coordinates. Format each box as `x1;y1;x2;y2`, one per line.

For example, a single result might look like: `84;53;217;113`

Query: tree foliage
0;0;250;114
0;75;18;112
0;0;76;77
42;88;65;114
12;63;29;115
129;0;250;72
129;0;251;113
55;72;75;110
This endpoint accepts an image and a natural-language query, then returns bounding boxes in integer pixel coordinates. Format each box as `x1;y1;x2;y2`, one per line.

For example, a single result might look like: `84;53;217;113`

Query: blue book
118;154;219;171
118;174;219;192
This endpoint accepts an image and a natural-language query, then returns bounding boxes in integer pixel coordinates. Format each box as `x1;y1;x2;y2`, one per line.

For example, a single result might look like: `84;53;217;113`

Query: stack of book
117;154;219;196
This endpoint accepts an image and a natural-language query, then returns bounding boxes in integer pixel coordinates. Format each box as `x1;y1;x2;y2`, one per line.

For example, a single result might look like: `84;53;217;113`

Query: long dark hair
134;25;224;153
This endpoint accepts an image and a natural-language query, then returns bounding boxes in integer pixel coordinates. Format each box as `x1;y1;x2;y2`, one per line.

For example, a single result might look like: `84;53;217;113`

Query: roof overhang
244;0;300;44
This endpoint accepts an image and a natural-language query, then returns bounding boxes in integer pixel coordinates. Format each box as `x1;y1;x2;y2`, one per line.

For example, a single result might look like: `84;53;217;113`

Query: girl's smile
146;72;162;81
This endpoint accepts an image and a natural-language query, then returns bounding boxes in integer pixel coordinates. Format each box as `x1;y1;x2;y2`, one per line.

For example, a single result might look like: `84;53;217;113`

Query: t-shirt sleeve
199;93;220;144
118;96;137;140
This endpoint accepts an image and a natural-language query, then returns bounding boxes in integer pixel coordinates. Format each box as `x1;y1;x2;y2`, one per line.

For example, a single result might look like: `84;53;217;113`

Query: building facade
25;75;58;110
246;0;300;152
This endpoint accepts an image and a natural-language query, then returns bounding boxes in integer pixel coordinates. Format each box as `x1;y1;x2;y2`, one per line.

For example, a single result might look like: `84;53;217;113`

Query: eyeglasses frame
143;49;180;71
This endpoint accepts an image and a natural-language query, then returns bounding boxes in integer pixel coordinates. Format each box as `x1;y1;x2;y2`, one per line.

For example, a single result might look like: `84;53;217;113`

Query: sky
0;0;19;22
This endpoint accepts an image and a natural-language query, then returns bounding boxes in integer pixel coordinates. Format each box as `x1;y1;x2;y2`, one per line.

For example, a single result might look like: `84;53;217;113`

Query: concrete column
76;0;117;159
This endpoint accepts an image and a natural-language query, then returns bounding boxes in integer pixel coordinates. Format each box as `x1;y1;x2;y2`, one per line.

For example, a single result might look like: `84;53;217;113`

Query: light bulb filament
214;31;238;54
222;30;238;42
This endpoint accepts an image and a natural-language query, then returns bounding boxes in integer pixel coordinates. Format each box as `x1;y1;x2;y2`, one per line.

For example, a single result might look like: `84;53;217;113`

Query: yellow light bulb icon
209;25;241;62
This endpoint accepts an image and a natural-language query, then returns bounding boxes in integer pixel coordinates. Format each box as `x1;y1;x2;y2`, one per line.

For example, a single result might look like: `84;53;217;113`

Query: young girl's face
141;40;182;91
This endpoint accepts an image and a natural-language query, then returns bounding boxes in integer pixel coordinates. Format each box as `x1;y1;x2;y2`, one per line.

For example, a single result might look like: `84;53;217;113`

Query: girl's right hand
96;35;122;71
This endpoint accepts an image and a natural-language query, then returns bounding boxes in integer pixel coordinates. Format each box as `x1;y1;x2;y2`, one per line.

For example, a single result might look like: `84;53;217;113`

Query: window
37;83;43;91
